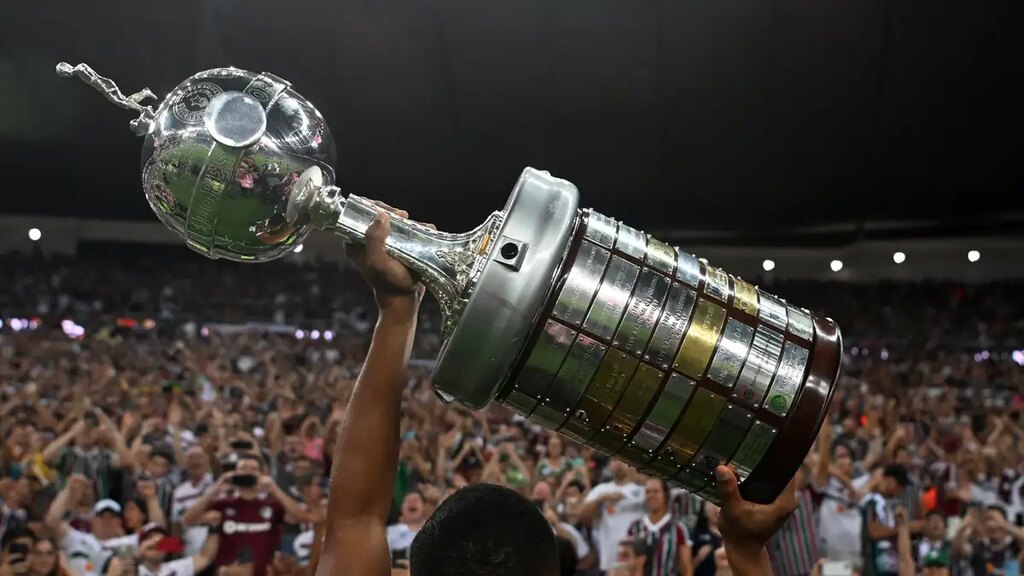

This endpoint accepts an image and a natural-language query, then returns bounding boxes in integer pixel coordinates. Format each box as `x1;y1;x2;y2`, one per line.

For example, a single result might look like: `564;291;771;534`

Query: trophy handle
56;62;158;136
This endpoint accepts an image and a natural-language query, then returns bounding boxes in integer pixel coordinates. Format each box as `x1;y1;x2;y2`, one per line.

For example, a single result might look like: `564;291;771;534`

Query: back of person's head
409;483;559;576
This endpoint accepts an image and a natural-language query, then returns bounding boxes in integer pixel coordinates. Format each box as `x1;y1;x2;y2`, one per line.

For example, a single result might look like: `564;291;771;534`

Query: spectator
28;536;68;576
135;522;217;576
766;464;819;576
581;460;646;573
953;505;1024;576
1;527;36;576
626;478;692;576
611;538;648;576
691;503;723;576
180;454;306;576
386;492;427;567
864;465;921;576
815;422;873;571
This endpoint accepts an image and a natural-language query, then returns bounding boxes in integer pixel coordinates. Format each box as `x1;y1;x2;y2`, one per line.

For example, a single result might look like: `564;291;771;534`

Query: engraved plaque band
787;306;814;341
729;420;778;480
515;320;576;399
645;238;677;275
691;403;754;476
758;291;789;331
546;335;607;415
613;269;671;356
703;266;732;303
552;241;610;324
733;325;784;408
600;364;664;441
764;342;810;417
674;298;727;379
733;278;759;317
568;352;639;441
673;467;709;493
675;252;702;288
646;283;697;370
707;318;755;388
503;389;537;418
584;210;617;249
632;372;696;452
615;224;647;259
530;404;568;430
663;387;726;466
583;256;640;340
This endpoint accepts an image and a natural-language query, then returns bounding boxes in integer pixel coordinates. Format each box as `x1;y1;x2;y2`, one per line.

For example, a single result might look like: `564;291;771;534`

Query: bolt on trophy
57;62;841;504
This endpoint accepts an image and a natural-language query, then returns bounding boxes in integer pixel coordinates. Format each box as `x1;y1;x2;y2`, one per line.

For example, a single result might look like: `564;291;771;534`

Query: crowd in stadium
1;251;1023;576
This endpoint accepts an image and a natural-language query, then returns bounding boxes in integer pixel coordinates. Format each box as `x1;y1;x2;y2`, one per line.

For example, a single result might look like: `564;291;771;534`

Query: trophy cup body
59;63;841;504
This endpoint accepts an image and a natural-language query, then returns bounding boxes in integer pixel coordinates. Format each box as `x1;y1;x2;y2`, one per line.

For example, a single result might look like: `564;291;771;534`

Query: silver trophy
58;62;841;504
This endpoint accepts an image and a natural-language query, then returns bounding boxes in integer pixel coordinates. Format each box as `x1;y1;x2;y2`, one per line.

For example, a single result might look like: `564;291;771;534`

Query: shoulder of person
161;556;194;576
583;482;612;502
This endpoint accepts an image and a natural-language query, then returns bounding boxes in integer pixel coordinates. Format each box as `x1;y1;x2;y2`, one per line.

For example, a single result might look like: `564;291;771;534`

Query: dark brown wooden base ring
738;316;842;504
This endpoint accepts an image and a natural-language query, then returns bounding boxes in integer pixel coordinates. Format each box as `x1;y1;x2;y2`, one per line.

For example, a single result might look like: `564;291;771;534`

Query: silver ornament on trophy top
58;62;842;504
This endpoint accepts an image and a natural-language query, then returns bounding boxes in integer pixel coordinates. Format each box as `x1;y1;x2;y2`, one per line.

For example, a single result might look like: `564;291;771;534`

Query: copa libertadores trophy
58;62;841;504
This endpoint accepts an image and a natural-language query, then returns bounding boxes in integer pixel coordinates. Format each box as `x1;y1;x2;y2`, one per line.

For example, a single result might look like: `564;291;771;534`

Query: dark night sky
1;0;1021;242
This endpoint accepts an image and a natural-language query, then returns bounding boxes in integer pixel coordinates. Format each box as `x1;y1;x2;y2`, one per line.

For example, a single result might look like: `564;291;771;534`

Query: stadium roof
1;0;1020;241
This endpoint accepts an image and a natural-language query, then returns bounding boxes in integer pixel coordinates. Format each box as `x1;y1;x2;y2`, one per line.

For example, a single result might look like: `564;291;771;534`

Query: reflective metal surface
546;335;607;415
786;306;815;342
514;320;577;399
632;372;695;452
583;257;640;340
552;241;610;325
615;224;647;260
729;420;777;480
675;252;703;288
732;278;760;317
706;318;755;388
584;210;617;249
646;283;697;370
758;292;789;331
566;352;639;442
645;238;677;275
674;298;727;379
703;266;732;303
663;387;726;466
764;342;810;417
691;403;754;476
613;269;671;356
733;325;785;409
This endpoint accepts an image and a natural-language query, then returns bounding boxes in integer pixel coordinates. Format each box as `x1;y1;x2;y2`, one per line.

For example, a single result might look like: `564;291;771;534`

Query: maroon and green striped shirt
768;487;820;576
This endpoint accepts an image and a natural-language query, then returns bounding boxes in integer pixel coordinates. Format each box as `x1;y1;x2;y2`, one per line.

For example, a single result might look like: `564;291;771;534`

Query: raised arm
317;210;422;576
714;466;797;576
41;421;84;464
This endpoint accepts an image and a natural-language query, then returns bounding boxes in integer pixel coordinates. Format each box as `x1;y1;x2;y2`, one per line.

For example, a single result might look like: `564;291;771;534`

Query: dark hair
883;464;910;488
645;477;671;509
618;538;648;558
409;484;559;576
987;504;1009;519
1;527;36;551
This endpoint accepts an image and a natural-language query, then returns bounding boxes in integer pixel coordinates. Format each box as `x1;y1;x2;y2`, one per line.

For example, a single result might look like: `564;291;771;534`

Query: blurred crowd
1;253;1023;576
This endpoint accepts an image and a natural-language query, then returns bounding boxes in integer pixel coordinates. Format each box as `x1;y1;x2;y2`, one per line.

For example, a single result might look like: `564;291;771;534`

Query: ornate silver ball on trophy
58;62;841;504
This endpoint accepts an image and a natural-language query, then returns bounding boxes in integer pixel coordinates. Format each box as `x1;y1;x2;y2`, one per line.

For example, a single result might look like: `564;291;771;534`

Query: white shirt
293;530;315;566
556;521;591;560
386;523;418;556
583;481;646;571
138;557;195;576
61;529;138;576
172;475;214;556
817;475;870;559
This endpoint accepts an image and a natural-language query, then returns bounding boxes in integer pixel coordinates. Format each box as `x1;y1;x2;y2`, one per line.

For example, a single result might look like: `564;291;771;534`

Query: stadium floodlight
892;251;906;264
762;259;775;272
967;250;980;263
294;244;304;254
28;228;41;241
830;260;843;272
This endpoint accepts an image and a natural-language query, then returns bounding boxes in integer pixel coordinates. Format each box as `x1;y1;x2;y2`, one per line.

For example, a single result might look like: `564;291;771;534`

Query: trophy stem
312;185;501;322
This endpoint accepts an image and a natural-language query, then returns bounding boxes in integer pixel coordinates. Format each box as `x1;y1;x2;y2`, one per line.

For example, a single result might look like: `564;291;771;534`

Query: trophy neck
314;188;501;321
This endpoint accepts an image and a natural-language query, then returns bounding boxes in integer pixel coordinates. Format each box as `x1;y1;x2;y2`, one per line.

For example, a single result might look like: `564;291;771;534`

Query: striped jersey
627;513;691;576
768;487;820;576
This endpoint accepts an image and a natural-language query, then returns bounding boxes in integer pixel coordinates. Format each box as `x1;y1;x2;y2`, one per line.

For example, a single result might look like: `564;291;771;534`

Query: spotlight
892;251;905;264
311;330;321;340
324;330;334;342
830;260;843;272
762;259;775;272
294;244;304;254
295;329;305;339
967;250;980;263
28;228;41;242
